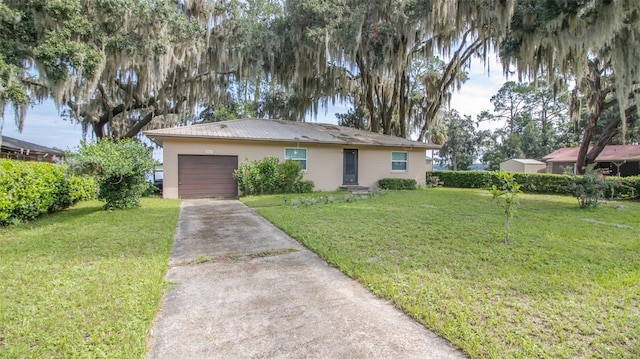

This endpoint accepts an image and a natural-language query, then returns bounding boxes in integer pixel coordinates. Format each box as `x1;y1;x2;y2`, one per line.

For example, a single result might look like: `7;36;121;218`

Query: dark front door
343;149;358;184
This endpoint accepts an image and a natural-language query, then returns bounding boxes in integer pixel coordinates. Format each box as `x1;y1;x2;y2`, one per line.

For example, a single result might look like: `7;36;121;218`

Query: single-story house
143;118;439;198
1;136;65;163
499;159;547;173
543;145;640;176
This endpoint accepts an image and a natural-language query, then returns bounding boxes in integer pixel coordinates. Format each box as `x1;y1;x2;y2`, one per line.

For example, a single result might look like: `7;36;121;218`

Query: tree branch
122;96;186;138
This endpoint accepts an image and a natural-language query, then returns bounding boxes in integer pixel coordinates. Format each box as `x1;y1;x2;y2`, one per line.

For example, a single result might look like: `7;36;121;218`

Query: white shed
500;159;547;173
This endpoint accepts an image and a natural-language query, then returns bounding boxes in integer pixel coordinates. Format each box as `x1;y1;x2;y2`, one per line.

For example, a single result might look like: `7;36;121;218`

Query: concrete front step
340;185;371;194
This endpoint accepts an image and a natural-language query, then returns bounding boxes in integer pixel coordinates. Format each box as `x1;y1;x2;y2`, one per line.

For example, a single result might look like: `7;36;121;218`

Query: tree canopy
3;0;640;164
1;0;515;142
1;0;256;138
500;0;640;172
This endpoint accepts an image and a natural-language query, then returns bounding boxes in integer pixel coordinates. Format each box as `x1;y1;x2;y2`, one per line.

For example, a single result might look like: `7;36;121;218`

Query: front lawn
242;188;640;358
0;198;181;358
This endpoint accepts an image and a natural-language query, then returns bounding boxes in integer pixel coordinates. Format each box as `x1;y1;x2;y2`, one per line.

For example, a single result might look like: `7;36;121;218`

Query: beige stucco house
144;118;438;198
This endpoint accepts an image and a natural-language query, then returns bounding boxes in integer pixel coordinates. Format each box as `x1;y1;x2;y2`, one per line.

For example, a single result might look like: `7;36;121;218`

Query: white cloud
3;101;83;151
449;56;507;121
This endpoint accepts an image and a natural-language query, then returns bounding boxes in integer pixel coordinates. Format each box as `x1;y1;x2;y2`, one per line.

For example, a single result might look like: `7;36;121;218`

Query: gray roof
144;118;438;149
504;159;546;165
1;136;65;156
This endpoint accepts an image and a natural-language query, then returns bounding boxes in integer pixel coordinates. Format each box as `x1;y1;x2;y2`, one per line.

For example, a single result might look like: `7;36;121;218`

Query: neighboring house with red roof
1;136;65;163
543;145;640;176
144;118;439;198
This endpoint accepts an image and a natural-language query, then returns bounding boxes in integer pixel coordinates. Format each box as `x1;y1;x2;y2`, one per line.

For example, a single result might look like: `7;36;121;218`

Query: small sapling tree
491;171;522;243
69;139;156;210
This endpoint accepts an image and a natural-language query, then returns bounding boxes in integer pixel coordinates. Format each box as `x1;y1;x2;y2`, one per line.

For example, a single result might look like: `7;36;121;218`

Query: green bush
233;157;314;195
68;175;98;203
428;170;639;199
68;139;156;210
0;160;96;225
280;159;304;193
0;160;67;224
603;175;640;199
569;166;607;208
378;178;417;190
294;179;315;193
428;171;496;189
510;173;574;195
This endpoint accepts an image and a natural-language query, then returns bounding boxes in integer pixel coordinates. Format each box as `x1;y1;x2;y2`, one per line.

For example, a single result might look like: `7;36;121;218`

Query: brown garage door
178;155;238;198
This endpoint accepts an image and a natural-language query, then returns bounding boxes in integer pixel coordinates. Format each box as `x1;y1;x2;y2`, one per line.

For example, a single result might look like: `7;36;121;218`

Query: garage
178;155;238;198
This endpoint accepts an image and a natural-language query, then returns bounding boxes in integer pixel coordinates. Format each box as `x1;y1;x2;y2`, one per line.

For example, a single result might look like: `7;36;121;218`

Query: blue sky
3;56;507;152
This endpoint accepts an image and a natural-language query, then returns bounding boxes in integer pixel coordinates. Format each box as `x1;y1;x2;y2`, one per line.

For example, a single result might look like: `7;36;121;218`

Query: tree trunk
576;60;606;174
398;71;407;138
576;111;600;174
540;100;548;150
0;117;4;151
93;121;107;139
585;104;637;164
380;76;399;135
356;54;379;133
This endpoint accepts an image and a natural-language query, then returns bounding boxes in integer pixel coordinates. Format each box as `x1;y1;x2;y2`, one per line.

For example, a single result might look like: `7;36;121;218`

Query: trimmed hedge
0;159;97;225
603;175;640;199
511;173;574;195
428;170;640;199
428;171;498;189
378;178;417;190
68;175;99;203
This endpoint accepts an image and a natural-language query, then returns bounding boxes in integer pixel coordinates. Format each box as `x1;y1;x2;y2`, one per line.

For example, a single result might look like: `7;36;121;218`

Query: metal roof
143;118;438;149
543;145;640;163
504;159;546;165
1;136;66;156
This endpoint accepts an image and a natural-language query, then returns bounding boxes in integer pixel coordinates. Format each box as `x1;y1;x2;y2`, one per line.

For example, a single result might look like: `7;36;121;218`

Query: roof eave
142;132;431;149
1;145;65;157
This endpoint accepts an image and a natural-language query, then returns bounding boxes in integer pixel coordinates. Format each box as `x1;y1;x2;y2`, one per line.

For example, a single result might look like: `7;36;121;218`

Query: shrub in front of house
68;139;156;210
233;157;314;195
294;179;315;193
378;178;417;190
0;159;97;225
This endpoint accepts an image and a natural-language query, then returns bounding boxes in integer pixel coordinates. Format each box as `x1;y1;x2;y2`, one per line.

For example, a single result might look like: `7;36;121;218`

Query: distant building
500;159;547;173
1;136;65;163
543;145;640;176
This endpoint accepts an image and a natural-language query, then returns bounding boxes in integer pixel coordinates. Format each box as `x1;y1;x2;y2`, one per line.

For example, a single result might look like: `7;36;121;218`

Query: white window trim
284;147;308;171
391;151;408;172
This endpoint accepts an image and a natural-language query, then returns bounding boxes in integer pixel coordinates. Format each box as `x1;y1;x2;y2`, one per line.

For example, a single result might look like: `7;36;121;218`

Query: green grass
242;188;640;358
0;198;181;358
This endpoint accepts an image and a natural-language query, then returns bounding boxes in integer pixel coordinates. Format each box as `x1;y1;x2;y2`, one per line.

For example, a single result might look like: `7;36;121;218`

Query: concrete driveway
146;199;465;359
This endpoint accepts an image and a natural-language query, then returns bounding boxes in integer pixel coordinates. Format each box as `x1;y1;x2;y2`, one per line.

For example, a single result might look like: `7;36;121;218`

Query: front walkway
146;199;465;358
